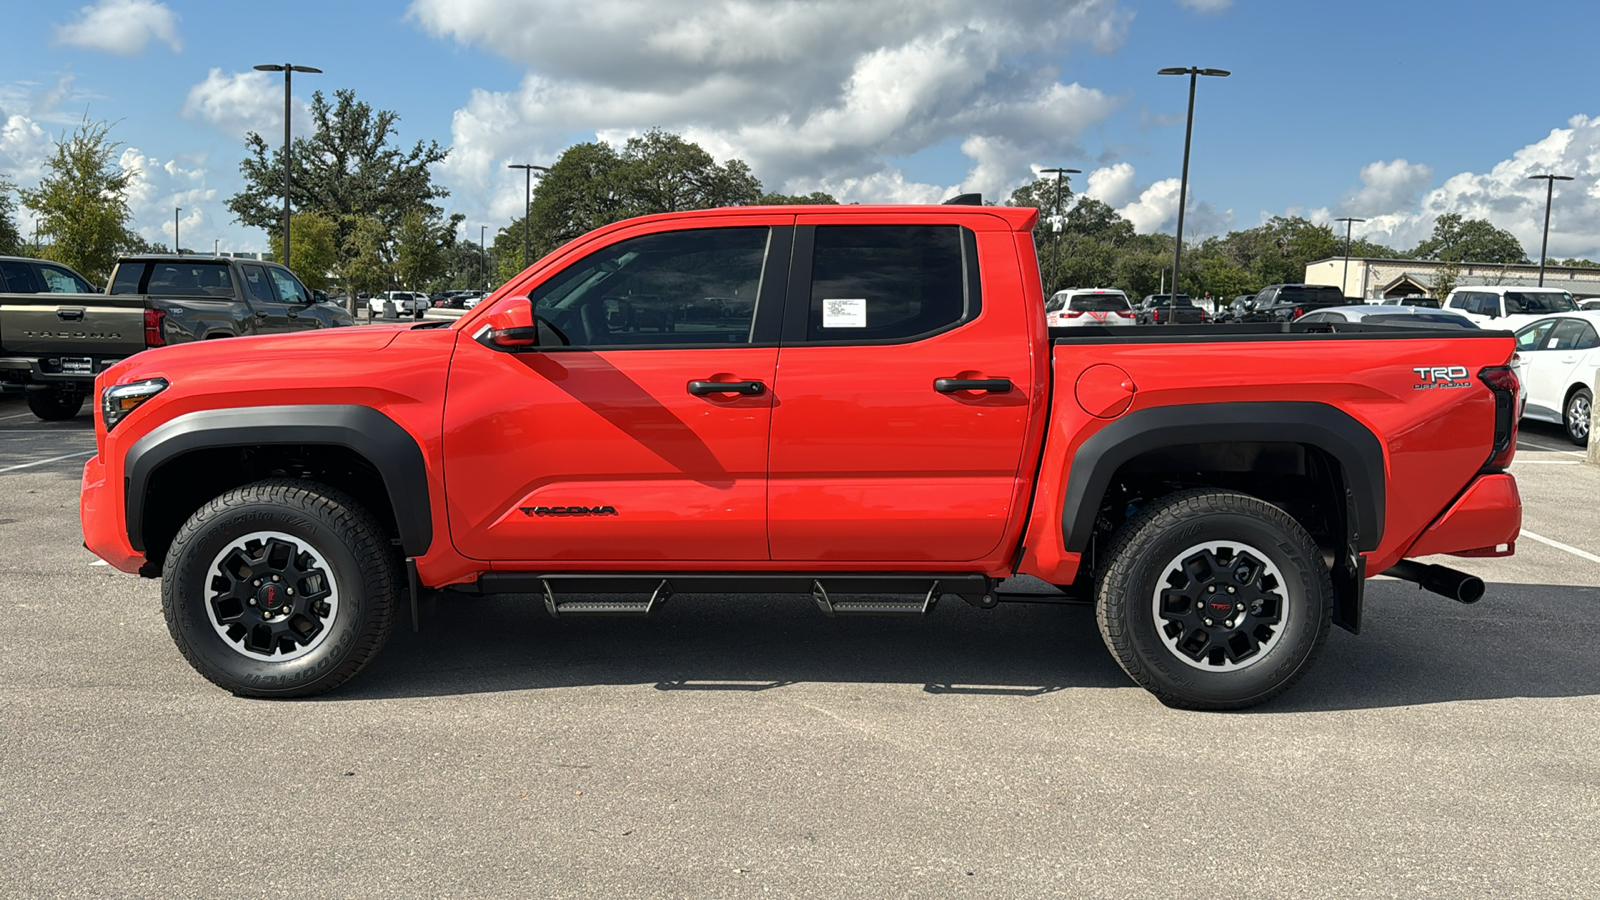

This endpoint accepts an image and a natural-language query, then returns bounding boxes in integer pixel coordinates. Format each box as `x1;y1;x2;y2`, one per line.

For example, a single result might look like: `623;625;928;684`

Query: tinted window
1045;293;1066;312
1504;291;1577;314
532;226;769;347
1515;319;1556;351
147;262;234;297
240;265;277;303
808;225;973;342
39;264;92;293
1277;286;1343;305
1546;319;1587;351
1298;311;1343;323
109;263;145;295
1574;322;1600;350
269;268;309;304
1069;292;1130;311
0;261;40;293
1366;313;1475;329
1144;294;1193;307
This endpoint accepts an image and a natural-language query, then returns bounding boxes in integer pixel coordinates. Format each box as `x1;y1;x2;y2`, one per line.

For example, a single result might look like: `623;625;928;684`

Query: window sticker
823;297;867;328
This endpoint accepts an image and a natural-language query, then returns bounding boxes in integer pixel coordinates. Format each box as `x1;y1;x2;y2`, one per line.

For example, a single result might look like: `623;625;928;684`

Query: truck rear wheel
1095;489;1332;710
160;479;400;698
27;385;84;421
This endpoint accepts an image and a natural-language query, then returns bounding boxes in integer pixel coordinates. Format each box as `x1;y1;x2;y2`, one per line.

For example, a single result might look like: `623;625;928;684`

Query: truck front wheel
160;479;400;698
1095;489;1332;710
27;385;84;421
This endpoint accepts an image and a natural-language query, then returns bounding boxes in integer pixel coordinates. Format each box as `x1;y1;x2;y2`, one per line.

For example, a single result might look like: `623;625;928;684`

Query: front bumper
1404;473;1522;558
81;455;143;574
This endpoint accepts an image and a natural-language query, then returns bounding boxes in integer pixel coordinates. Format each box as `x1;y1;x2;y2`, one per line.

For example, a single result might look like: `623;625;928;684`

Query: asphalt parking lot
1;391;1596;898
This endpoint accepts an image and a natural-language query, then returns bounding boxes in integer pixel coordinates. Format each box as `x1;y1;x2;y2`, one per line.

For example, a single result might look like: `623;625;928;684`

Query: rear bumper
1404;473;1522;558
81;455;143;574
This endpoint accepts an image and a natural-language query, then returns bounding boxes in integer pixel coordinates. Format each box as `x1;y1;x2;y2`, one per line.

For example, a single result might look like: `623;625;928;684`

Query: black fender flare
124;404;432;556
1060;401;1386;553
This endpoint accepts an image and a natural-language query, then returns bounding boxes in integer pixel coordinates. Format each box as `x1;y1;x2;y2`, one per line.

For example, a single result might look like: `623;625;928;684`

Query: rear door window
805;225;978;343
109;263;146;295
1545;319;1586;351
0;261;40;293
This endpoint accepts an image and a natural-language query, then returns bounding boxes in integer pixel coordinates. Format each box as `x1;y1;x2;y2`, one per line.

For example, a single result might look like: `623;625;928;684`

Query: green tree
332;215;391;302
1411;213;1528;264
619;129;761;216
18;118;142;284
758;190;839;205
0;177;23;255
1555;257;1600;268
228;89;451;264
266;212;339;291
1007;174;1076;219
392;209;458;290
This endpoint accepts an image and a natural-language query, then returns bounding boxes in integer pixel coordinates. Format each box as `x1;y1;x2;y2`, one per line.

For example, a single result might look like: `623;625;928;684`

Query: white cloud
413;0;1130;223
1093;165;1231;237
1176;0;1232;12
53;0;181;56
1337;114;1600;260
182;69;312;143
1085;162;1138;207
119;146;217;249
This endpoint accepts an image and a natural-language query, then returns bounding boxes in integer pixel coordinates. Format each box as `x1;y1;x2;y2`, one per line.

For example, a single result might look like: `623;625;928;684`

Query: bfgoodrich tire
161;479;400;698
27;385;84;421
1095;489;1333;710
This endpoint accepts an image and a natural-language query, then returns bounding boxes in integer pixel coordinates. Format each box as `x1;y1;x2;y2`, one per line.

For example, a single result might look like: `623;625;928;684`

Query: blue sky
5;0;1600;261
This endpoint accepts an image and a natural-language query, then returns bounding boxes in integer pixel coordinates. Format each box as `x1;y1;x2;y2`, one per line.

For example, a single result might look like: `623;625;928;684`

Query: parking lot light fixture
507;163;550;270
174;207;181;253
1158;66;1230;323
253;63;321;266
1038;167;1080;295
1335;217;1365;299
1528;174;1573;287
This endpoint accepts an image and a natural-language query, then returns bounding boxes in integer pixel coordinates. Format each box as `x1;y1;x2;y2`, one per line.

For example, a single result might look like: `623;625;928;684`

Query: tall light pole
253;63;322;267
1528;174;1573;287
1334;216;1365;299
1038;167;1080;296
506;163;549;270
1157;66;1229;323
479;225;489;290
174;207;181;254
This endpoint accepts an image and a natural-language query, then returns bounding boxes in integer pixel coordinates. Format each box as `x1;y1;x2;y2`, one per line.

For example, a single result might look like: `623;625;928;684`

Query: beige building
1304;257;1600;300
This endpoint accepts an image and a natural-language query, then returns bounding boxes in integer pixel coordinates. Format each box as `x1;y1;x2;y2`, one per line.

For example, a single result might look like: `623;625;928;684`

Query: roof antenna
942;193;982;206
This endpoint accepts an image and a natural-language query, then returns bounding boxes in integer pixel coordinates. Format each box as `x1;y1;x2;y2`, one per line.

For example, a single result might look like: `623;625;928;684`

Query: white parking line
1517;439;1586;457
1522;530;1600;565
1514;460;1583;465
0;450;94;473
0;411;38;420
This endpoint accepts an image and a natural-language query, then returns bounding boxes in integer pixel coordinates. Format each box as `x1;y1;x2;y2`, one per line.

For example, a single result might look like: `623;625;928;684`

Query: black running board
476;572;999;617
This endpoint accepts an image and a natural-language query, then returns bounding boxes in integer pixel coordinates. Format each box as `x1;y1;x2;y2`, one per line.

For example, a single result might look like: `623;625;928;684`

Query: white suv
1444;286;1577;330
1046;288;1133;327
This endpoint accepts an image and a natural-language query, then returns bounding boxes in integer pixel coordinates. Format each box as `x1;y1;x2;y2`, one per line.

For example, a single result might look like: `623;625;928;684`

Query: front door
443;219;792;563
766;216;1038;563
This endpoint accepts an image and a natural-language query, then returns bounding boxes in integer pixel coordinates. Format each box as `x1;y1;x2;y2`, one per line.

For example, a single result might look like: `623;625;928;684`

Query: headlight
101;379;168;431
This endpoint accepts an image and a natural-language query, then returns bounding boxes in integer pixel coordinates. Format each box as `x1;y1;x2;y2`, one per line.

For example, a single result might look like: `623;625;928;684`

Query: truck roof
599;204;1041;232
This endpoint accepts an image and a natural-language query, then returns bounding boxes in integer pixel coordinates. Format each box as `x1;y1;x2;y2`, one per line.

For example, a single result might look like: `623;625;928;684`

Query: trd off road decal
1412;366;1473;390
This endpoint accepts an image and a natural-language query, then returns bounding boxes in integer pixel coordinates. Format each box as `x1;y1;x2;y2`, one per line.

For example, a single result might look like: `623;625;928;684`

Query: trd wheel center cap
257;582;287;611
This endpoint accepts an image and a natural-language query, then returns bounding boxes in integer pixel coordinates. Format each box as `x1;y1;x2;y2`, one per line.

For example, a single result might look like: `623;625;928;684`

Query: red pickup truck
80;203;1523;709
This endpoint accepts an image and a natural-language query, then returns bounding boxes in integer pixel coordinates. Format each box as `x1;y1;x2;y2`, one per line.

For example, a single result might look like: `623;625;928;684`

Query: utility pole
1335;217;1365;299
1157;66;1230;322
506;163;550;270
253;62;322;265
174;207;181;253
1528;174;1573;287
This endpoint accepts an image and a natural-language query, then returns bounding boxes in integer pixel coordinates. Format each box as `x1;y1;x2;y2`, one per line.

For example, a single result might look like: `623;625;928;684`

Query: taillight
1291;306;1304;319
144;309;166;347
1116;309;1135;318
1479;365;1519;470
1066;310;1084;318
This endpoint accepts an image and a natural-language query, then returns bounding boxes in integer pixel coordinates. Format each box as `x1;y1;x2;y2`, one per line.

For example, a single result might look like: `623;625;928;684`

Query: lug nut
1204;618;1214;626
1236;603;1244;611
253;579;261;587
248;598;256;606
272;575;280;582
1226;586;1236;594
1207;586;1216;593
286;588;294;596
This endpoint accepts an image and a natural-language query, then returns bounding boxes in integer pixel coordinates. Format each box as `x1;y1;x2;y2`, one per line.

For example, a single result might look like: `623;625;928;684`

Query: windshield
1277;286;1343;305
1503;291;1576;314
1069;293;1130;311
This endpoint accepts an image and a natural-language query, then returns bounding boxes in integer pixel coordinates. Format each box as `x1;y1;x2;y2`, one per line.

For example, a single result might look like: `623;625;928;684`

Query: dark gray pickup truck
0;254;353;420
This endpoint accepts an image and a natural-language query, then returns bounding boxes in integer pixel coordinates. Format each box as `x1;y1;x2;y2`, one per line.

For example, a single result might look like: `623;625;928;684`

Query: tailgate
0;294;147;357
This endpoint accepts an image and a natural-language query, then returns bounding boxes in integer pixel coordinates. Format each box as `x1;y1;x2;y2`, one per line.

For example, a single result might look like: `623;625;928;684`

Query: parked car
1045;288;1134;327
1444;286;1577;330
1379;295;1441;308
1295;305;1478;329
367;291;428;319
0;255;351;420
1578;298;1600;311
0;255;100;294
1135;293;1206;324
1213;294;1257;324
1511;311;1600;445
1248;284;1346;322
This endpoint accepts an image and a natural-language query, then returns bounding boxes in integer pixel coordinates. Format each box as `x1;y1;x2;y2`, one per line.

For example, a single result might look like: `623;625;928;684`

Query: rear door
443;216;792;563
766;214;1037;563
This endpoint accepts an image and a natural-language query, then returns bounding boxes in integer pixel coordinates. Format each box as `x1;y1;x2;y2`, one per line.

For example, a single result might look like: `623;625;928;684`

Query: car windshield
1069;293;1129;311
1503;291;1576;314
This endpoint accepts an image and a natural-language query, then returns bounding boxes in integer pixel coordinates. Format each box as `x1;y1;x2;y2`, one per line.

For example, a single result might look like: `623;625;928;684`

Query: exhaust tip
1456;577;1486;605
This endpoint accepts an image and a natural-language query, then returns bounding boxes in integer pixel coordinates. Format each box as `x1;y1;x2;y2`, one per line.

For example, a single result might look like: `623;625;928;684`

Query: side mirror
312;290;329;304
475;300;539;350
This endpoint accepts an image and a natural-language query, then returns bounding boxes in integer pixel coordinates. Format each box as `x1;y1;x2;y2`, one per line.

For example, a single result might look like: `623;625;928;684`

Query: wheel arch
1061;401;1386;555
125;404;432;569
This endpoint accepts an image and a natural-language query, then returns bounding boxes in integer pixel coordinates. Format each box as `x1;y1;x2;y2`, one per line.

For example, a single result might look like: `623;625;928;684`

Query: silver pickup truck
0;255;354;420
